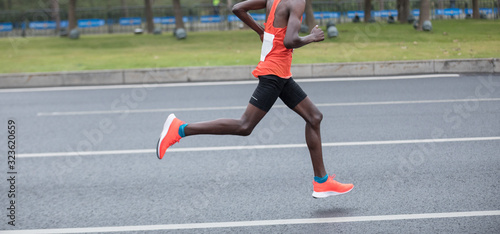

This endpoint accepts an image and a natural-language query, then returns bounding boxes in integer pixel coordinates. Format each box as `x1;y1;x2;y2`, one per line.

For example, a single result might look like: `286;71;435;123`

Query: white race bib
260;32;275;61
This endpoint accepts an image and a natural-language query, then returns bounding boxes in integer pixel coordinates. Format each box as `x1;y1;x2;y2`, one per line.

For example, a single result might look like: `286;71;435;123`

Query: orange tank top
252;0;293;79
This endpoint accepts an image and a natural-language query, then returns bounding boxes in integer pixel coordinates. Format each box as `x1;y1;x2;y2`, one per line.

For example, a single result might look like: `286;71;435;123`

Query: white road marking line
36;97;500;116
37;105;248;116
18;136;500;158
316;98;500;107
2;210;499;233
0;74;460;93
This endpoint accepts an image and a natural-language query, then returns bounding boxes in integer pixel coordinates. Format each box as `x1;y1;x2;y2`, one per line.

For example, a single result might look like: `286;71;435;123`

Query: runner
157;0;353;198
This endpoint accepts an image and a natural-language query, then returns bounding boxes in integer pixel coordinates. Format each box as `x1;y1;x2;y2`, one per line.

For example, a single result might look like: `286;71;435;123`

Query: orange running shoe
312;175;354;198
156;114;185;159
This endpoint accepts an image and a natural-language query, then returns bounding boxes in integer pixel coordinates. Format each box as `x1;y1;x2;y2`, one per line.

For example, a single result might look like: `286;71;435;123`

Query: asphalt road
0;73;499;233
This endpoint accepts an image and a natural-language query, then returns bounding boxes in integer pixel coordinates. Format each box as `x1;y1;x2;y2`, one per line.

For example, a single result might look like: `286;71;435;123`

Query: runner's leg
279;78;353;197
184;103;266;136
292;97;327;178
278;78;327;178
183;75;286;137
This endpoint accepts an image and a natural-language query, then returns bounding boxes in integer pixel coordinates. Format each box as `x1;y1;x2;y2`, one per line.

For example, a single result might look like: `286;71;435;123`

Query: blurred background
0;0;498;37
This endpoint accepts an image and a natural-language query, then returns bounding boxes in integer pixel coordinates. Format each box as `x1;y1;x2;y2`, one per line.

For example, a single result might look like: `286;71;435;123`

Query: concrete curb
0;58;498;88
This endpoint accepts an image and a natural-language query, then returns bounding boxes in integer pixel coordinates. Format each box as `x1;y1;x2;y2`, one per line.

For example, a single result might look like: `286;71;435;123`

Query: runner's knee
308;111;323;127
236;120;254;136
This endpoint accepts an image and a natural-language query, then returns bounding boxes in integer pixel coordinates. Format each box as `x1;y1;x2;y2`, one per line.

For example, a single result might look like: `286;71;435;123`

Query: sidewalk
0;58;498;88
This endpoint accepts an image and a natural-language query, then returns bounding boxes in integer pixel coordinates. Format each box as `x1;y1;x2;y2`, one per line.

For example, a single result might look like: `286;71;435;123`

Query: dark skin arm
232;0;266;41
233;0;323;48
283;0;324;49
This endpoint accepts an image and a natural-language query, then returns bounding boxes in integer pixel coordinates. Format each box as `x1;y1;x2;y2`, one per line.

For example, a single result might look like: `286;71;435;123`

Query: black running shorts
249;75;308;112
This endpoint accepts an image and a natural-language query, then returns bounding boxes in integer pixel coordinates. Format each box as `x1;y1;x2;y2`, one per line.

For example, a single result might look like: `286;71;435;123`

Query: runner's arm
283;0;324;49
232;0;266;41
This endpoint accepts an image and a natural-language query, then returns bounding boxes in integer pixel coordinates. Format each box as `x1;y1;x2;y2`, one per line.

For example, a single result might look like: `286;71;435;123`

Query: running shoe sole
156;114;177;159
312;187;354;199
156;138;161;160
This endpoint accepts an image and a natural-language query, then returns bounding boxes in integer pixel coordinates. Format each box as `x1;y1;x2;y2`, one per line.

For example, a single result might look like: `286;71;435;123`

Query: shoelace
168;138;180;147
329;174;344;186
332;181;342;186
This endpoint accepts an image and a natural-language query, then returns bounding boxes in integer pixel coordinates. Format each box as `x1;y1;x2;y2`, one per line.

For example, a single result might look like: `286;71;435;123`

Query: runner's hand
310;25;324;42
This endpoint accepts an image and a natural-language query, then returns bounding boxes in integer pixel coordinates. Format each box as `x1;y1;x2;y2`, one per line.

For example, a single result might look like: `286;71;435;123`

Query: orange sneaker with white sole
312;175;354;198
156;114;185;159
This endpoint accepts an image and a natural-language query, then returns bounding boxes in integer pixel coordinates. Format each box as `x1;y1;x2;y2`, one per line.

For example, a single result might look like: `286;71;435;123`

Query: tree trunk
418;0;430;31
379;0;384;11
403;0;409;23
173;0;185;29
121;0;129;17
144;0;154;33
498;0;500;19
7;0;12;10
227;0;233;12
472;0;479;19
364;0;371;23
398;0;409;23
51;0;60;32
305;0;316;31
397;0;401;21
68;0;77;30
438;0;444;19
